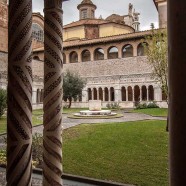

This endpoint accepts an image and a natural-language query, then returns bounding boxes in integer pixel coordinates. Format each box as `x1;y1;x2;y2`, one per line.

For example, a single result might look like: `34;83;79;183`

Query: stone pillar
97;89;99;100
7;0;33;185
168;1;186;185
32;89;37;104
133;44;138;56
91;89;94;100
103;90;105;101
43;1;63;185
115;89;121;102
104;48;108;60
108;89;111;101
66;51;70;63
147;87;149;101
82;89;87;102
126;88;129;101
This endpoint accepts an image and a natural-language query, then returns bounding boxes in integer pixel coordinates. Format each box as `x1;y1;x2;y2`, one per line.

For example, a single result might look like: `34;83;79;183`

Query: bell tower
77;0;97;20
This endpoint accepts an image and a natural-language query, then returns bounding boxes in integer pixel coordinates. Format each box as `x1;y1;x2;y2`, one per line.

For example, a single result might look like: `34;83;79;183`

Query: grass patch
0;109;44;134
0;117;7;134
63;120;168;186
132;108;168;117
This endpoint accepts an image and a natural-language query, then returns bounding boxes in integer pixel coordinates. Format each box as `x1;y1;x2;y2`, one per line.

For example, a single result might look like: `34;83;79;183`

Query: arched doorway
108;46;118;59
128;86;133;101
94;48;104;60
134;85;140;102
110;87;115;101
142;85;147;101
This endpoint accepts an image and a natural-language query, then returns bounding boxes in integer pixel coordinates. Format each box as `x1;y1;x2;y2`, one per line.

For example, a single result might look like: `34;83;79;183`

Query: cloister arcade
87;85;156;102
62;42;147;64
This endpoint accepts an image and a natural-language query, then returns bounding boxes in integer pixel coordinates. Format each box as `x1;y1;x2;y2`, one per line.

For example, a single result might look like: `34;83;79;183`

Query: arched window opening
121;87;126;101
122;44;133;58
32;23;44;42
142;86;147;101
110;87;115;101
70;51;78;63
137;42;148;56
88;88;92;101
108;47;118;59
99;88;103;101
104;87;109;101
134;85;140;102
63;53;66;64
94;48;104;60
148;85;154;101
82;50;91;62
128;86;133;101
93;88;97;100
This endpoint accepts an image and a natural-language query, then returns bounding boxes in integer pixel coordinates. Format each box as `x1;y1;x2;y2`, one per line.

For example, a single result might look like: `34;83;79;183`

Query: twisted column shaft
43;0;63;185
7;0;33;185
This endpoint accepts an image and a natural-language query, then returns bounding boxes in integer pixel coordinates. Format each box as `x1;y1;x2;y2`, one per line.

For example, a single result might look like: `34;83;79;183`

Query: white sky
32;0;159;31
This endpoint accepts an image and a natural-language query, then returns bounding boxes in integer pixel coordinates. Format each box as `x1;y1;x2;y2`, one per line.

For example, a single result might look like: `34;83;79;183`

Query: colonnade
7;0;63;185
87;85;156;102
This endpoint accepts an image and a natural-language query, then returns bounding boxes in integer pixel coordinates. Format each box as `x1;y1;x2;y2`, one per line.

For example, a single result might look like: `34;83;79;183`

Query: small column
133;44;138;56
7;0;33;185
108;89;111;101
97;89;99;100
147;87;149;102
66;52;70;63
32;89;37;104
91;89;94;100
104;49;108;60
43;1;63;185
82;89;88;102
103;90;105;101
126;88;129;101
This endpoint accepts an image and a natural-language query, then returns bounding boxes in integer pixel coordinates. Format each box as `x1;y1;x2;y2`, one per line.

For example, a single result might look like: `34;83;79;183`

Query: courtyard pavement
0;112;166;186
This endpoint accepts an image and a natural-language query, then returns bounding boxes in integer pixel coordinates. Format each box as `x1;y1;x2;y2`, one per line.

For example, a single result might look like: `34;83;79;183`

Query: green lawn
0;117;7;134
132;108;168;117
0;109;43;134
63;120;168;186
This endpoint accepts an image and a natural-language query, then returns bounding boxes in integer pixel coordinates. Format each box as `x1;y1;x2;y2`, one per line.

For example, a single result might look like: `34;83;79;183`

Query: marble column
168;1;186;185
126;88;129;101
103;90;105;101
82;89;88;102
108;89;111;101
147;87;149;102
43;0;63;185
32;89;37;104
91;89;94;100
7;0;33;185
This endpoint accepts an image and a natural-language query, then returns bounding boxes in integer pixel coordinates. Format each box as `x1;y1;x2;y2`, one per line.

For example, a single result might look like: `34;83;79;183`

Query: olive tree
63;70;86;108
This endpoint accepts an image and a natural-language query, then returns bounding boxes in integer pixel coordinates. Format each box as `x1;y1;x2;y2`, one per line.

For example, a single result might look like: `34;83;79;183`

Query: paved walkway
33;112;166;134
0;112;166;186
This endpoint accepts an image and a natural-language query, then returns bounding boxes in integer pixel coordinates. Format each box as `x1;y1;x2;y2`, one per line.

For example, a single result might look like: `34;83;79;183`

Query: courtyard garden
0;107;168;185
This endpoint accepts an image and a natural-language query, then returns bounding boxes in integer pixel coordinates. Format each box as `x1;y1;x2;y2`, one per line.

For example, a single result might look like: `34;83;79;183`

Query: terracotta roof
106;14;125;24
64;19;110;29
33;29;160;52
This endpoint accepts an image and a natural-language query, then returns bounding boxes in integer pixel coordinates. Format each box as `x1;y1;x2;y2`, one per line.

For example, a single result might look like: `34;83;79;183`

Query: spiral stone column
43;0;63;185
7;0;33;185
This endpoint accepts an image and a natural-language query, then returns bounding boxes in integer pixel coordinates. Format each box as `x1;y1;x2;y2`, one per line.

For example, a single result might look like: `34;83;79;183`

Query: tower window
81;9;87;19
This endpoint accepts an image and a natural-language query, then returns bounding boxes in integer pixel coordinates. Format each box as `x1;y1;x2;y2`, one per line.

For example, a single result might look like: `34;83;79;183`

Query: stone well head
89;100;102;111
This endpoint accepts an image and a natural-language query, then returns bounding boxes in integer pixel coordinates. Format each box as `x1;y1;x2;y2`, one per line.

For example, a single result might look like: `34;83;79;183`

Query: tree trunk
68;97;72;108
